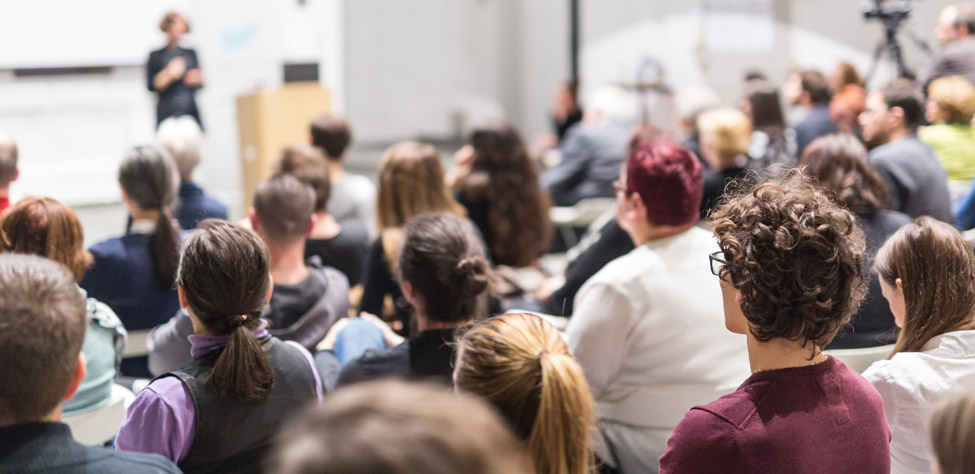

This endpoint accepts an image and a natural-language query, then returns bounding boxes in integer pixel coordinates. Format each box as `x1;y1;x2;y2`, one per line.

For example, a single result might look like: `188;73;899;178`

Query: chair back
825;344;895;374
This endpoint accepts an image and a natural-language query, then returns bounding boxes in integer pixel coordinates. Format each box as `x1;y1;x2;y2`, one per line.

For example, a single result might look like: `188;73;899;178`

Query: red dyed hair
625;141;703;226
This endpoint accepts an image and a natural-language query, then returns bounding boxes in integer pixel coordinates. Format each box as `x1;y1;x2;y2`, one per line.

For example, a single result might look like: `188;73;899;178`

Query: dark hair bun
455;256;490;298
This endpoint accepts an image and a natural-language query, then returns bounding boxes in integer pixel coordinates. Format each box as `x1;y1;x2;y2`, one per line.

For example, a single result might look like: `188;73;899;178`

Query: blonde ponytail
455;313;596;474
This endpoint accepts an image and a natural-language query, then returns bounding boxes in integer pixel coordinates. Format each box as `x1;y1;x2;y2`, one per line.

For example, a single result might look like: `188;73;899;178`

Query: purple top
115;321;322;463
658;356;891;474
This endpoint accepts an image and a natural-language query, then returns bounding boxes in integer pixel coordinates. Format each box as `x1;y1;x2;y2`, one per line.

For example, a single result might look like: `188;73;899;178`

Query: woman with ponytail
335;212;491;386
116;220;322;473
80;145;182;377
455;312;596;474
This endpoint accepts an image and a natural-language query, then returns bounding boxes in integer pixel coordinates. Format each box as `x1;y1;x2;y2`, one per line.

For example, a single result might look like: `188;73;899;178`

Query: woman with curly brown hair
659;171;891;474
801;133;911;349
452;122;553;267
862;217;975;474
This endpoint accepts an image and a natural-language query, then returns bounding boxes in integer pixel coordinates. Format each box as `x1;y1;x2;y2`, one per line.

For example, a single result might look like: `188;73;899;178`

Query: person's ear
248;208;260;233
895;277;903;291
889;106;907;129
11;169;18;182
177;284;189;309
400;280;419;309
306;213;318;238
63;352;87;402
626;192;647;222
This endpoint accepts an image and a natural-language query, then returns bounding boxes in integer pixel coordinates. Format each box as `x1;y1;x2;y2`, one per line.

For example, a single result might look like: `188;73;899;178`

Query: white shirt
566;226;750;473
863;330;975;474
328;174;377;238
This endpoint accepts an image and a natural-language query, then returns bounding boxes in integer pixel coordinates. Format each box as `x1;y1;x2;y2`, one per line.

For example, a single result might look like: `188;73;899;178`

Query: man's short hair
0;132;18;183
710;171;867;349
156;116;203;181
310;114;352;160
800;69;832;106
275;144;330;212
267;380;531;474
0;254;87;423
254;173;316;244
883;78;926;130
625;141;703;227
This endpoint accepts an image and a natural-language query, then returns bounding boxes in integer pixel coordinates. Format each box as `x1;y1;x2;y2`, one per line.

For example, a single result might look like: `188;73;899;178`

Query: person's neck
268;240;309;285
310;211;342;239
629;222;693;247
327;159;346;181
416;313;471;332
0;406;63;428
0;185;9;199
130;206;160;222
746;333;827;373
887;127;911;143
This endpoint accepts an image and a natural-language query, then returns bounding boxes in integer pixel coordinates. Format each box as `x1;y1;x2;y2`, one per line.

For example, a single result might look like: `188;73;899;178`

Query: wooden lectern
236;82;330;207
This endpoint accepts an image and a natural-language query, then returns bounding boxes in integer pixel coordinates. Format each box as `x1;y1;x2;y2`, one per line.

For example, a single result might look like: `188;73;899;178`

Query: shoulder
89;450;181;474
661;404;741;472
337;342;410;385
88;237;127;260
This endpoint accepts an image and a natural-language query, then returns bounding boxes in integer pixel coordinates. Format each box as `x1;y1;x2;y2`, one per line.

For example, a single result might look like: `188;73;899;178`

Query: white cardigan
566;227;750;473
863;330;975;474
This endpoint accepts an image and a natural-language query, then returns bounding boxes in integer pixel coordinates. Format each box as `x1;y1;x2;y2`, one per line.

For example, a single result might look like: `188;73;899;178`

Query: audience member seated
80;145;182;378
828;62;866;135
660;171;891;473
452;122;552;267
859;79;953;222
566;141;750;473
919;75;975;199
0;254;179;473
801;134;910;348
359;142;466;332
923;3;975;89
267;380;532;474
791;69;839;157
117;220;322;471
0;132;17;213
741;80;795;169
455;313;595;474
541;86;635;206
862;217;975;474
929;390;975;474
0;198;127;417
147;174;350;374
336;212;491;387
310;114;377;237
698;108;752;217
674;85;720;164
277;144;369;286
157;116;228;229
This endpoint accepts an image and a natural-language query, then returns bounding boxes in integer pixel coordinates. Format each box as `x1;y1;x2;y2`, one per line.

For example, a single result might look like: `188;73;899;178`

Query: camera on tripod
863;0;913;25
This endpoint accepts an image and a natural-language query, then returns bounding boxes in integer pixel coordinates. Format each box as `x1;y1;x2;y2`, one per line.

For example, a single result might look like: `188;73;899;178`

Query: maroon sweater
659;356;890;474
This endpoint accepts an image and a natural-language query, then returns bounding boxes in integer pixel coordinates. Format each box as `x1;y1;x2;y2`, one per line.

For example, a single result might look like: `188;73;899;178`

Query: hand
184;68;202;87
166;57;186;79
359;312;405;347
316;317;351;352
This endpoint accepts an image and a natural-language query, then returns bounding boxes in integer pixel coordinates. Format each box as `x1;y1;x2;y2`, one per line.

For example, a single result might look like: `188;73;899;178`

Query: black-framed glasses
709;251;726;276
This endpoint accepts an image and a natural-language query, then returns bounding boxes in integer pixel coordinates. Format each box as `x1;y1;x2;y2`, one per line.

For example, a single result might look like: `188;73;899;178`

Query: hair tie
230;314;248;327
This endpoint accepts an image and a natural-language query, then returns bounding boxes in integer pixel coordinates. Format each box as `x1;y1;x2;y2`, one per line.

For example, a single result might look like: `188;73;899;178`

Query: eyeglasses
709;251;726;276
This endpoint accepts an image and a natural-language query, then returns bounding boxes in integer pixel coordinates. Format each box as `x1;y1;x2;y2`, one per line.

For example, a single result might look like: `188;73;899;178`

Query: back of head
711;171;866;349
399;212;491;323
0;197;92;282
455;313;595;474
697;108;753;162
626;141;703;227
928;75;975;124
931;390;975;474
178;220;274;401
276;144;330;213
745;80;786;132
464;122;552;267
156;116;203;182
254;174;316;245
118;145;180;286
377;141;462;230
0;132;17;183
834;62;864;89
268;380;531;474
873;217;975;356
586;86;636;124
800;69;832;106
801;133;888;215
0;254;87;425
946;3;975;35
882;79;925;131
309;114;352;160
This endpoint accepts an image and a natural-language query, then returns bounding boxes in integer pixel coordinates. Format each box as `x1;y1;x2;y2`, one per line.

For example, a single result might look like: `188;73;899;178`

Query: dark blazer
147;46;202;127
174;181;227;230
792;106;838;158
871;135;953;223
0;422;179;473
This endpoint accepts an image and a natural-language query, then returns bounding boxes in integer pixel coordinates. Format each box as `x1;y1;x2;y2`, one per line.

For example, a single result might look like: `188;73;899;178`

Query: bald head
0;132;18;184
